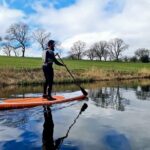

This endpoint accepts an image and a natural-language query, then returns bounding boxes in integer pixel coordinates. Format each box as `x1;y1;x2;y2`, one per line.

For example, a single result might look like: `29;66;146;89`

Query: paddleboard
0;95;86;110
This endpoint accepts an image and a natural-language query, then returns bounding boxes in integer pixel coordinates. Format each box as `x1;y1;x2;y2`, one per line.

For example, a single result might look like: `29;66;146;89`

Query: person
42;40;64;100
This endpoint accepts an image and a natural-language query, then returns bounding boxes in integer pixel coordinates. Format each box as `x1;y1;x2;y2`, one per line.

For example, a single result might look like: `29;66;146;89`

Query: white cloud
29;0;150;56
0;5;25;36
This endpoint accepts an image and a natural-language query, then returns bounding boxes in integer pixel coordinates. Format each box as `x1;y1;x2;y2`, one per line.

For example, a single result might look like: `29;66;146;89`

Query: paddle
56;53;88;96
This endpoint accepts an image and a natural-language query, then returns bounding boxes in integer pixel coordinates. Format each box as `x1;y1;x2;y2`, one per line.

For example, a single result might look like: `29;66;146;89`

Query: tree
6;22;29;57
69;41;86;60
108;38;128;61
85;48;96;60
135;48;150;60
2;42;13;56
32;29;51;50
130;56;138;62
103;49;109;61
140;55;149;63
92;41;108;61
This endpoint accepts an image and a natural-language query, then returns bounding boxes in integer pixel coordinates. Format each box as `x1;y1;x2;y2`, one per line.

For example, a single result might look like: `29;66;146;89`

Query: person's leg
43;66;48;98
47;68;56;100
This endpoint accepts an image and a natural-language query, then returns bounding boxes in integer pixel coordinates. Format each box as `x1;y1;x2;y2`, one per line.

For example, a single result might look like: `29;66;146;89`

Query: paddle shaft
56;54;87;96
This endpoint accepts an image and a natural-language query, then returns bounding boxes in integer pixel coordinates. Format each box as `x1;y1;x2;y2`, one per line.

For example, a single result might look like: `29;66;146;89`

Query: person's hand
55;53;59;56
55;53;58;57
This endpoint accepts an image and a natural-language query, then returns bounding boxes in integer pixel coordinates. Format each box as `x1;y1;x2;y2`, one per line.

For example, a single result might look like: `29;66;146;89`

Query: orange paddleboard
0;95;86;110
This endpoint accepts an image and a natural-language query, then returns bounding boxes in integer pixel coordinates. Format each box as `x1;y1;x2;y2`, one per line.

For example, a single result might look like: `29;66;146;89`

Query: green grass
0;56;42;69
0;56;150;72
60;59;150;72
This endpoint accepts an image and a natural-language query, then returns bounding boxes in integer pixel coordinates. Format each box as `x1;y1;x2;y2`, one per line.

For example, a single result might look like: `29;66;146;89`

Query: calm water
0;81;150;150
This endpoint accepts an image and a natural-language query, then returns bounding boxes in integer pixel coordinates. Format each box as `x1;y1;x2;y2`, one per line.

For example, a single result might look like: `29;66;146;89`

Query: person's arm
52;52;64;66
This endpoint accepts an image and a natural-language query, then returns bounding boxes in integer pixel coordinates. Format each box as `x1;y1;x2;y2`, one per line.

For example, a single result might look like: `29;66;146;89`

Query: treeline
0;22;150;63
68;40;150;63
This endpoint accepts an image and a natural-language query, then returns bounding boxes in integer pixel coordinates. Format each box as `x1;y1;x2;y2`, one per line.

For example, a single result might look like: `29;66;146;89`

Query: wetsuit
42;49;63;97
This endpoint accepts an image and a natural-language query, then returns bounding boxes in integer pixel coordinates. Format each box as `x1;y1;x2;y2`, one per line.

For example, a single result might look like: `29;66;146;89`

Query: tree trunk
22;49;25;57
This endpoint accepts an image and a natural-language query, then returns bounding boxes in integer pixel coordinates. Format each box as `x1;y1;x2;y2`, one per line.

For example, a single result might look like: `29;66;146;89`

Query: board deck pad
0;95;86;110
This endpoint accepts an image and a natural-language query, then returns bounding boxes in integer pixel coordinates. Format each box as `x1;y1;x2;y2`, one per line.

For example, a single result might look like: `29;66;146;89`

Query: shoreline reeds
0;67;150;87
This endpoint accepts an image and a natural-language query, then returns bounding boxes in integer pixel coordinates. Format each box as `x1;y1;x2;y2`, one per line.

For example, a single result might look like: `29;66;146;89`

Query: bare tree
92;41;108;61
6;22;29;57
108;38;128;61
32;29;51;50
85;48;96;60
55;41;63;57
69;41;86;60
13;48;21;56
2;42;13;56
103;49;109;61
135;48;150;59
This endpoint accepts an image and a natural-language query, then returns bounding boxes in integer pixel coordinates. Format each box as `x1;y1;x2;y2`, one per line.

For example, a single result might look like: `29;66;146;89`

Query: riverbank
0;66;149;86
0;56;150;86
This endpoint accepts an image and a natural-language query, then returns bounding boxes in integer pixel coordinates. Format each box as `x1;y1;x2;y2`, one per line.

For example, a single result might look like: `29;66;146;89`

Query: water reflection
42;106;55;150
1;79;150;100
89;86;130;111
0;80;150;149
103;130;131;150
0;84;79;99
42;103;88;150
136;85;150;100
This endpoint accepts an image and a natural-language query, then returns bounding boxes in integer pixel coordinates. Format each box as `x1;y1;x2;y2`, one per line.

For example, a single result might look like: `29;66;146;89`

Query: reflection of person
42;40;64;100
42;106;55;150
42;106;64;150
42;103;88;150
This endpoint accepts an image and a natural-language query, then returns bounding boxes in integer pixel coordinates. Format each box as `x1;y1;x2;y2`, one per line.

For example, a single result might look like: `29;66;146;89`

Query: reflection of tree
136;85;150;100
0;84;80;99
89;86;130;111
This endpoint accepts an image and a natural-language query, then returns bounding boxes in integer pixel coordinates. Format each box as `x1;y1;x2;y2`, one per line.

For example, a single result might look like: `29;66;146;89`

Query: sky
0;0;150;57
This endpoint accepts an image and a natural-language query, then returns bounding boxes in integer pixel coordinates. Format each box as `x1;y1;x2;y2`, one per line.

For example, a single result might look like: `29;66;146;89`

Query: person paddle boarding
42;40;64;100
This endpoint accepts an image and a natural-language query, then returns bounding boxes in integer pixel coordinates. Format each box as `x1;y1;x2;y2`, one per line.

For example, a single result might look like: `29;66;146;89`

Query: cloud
28;0;150;56
0;4;25;36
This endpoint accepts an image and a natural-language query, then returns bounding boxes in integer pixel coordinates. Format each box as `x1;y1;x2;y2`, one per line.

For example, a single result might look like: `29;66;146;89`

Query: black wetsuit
42;50;63;97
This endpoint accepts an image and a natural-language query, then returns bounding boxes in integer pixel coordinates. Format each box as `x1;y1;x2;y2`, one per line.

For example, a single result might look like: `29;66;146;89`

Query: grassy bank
0;56;150;86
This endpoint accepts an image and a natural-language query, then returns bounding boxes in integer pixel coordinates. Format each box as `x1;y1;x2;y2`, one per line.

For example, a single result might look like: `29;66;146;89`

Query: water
0;80;150;150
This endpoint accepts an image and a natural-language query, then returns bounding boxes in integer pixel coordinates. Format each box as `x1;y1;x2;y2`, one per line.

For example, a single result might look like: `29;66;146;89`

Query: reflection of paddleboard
0;95;86;110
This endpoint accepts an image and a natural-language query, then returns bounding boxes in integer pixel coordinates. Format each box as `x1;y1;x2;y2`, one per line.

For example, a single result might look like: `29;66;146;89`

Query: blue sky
0;0;150;57
1;0;124;14
0;0;77;13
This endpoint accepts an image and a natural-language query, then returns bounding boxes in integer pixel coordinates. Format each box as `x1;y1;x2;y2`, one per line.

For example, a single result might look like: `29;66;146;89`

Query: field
0;55;150;71
0;56;150;86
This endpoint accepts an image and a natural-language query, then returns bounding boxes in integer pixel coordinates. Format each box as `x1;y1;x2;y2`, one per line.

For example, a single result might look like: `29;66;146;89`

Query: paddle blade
80;103;88;113
80;87;88;96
